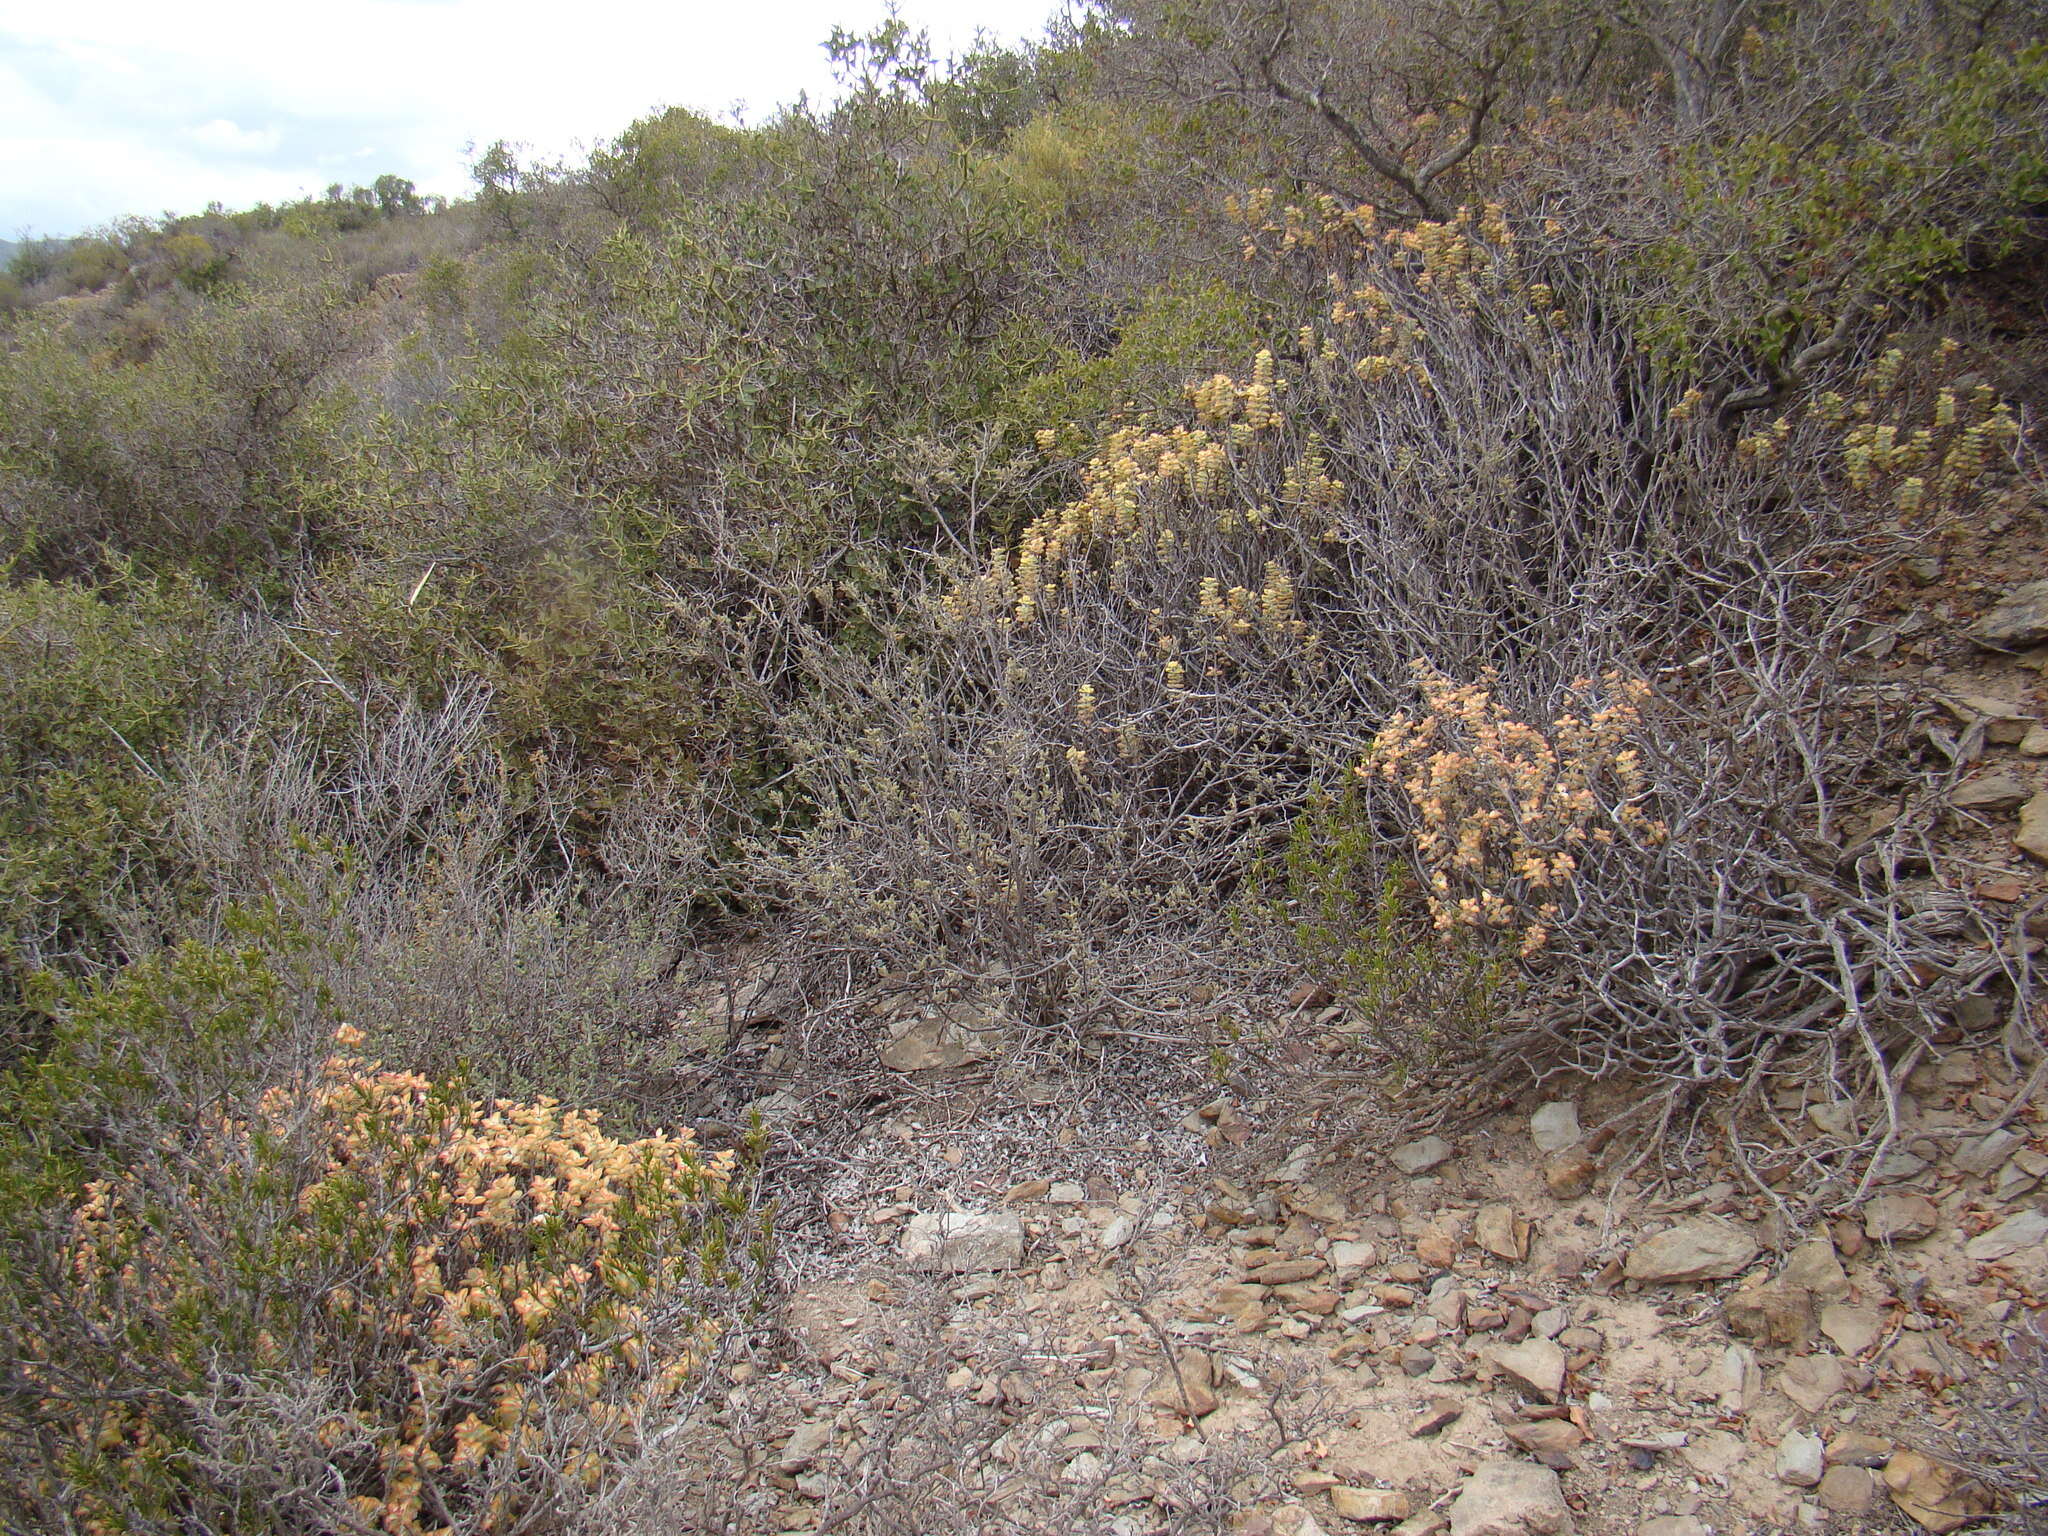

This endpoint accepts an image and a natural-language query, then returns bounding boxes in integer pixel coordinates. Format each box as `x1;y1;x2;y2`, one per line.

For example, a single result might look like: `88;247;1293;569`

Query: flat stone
1816;1465;1880;1516
1968;578;2048;649
1997;1149;2048;1201
1410;1397;1464;1437
1952;773;2032;811
1964;1207;2048;1260
2023;721;2048;756
1781;1238;1851;1302
1489;1338;1566;1401
2020;791;2048;865
1391;1137;1454;1175
1707;1343;1762;1414
1048;1181;1085;1203
1474;1202;1527;1261
1883;1448;1997;1533
1251;1257;1327;1284
879;1016;978;1071
1415;1231;1457;1268
1625;1218;1760;1282
1145;1348;1219;1417
1775;1355;1845;1415
1446;1461;1573;1536
1502;1419;1584;1457
1530;1101;1581;1153
900;1211;1025;1272
1680;1430;1747;1479
1723;1275;1815;1347
1543;1150;1596;1199
778;1418;834;1471
1637;1522;1709;1536
1331;1488;1414;1523
1775;1428;1824;1487
1952;1129;2022;1176
1818;1303;1882;1356
1807;1100;1855;1138
1863;1192;1939;1243
1825;1430;1894;1468
1330;1240;1379;1273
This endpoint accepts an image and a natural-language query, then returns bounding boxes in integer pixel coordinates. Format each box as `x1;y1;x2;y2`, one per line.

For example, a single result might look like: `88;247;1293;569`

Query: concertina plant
36;1025;763;1536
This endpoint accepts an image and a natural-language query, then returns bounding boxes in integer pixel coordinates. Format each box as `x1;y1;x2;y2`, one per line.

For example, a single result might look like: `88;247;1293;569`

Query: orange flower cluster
59;1027;744;1536
1366;665;1667;957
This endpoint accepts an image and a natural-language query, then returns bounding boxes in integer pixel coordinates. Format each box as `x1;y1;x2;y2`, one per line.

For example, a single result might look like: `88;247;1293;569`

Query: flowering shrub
1366;665;1667;959
25;1025;758;1536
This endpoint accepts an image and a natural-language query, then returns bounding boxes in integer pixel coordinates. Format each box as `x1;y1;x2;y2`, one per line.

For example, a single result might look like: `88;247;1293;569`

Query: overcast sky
1;0;1063;239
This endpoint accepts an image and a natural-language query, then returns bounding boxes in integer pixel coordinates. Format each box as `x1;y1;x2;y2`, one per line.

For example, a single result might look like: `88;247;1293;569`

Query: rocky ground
614;1014;2048;1536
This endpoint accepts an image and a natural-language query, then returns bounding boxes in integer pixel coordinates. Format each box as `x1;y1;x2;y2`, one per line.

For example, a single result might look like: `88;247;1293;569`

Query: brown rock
2020;790;2048;865
1774;1354;1846;1414
1781;1237;1851;1302
1723;1275;1816;1347
1825;1430;1894;1468
1475;1203;1530;1262
1411;1397;1465;1437
1969;578;2048;649
1331;1488;1414;1523
1503;1419;1585;1457
1489;1338;1567;1401
1146;1348;1219;1417
1416;1232;1458;1269
1446;1461;1573;1536
1543;1150;1596;1200
1883;1449;1997;1534
1252;1257;1329;1284
1817;1465;1880;1516
1863;1192;1939;1243
1624;1218;1760;1282
1818;1303;1882;1356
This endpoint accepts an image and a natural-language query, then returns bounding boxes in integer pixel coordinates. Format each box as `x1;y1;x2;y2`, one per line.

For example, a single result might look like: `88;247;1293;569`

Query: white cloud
0;0;1065;236
189;118;282;155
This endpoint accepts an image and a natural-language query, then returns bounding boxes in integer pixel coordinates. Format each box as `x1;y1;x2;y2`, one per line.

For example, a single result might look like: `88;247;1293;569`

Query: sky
0;0;1063;239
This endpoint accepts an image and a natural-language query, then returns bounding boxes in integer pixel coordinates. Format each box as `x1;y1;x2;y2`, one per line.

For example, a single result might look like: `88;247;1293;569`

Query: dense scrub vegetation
2;2;2045;1528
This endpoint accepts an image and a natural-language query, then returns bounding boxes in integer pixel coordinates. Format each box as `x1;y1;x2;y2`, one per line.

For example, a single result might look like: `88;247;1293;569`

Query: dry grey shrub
1927;1310;2048;1535
758;197;2035;1173
163;680;716;1121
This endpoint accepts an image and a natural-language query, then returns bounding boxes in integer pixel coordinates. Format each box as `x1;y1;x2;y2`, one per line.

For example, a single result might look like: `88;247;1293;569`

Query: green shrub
0;574;270;1014
1276;784;1511;1071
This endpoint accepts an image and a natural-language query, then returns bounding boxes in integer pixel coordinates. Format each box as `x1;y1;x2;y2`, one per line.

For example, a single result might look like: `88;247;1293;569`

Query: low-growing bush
0;942;763;1536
